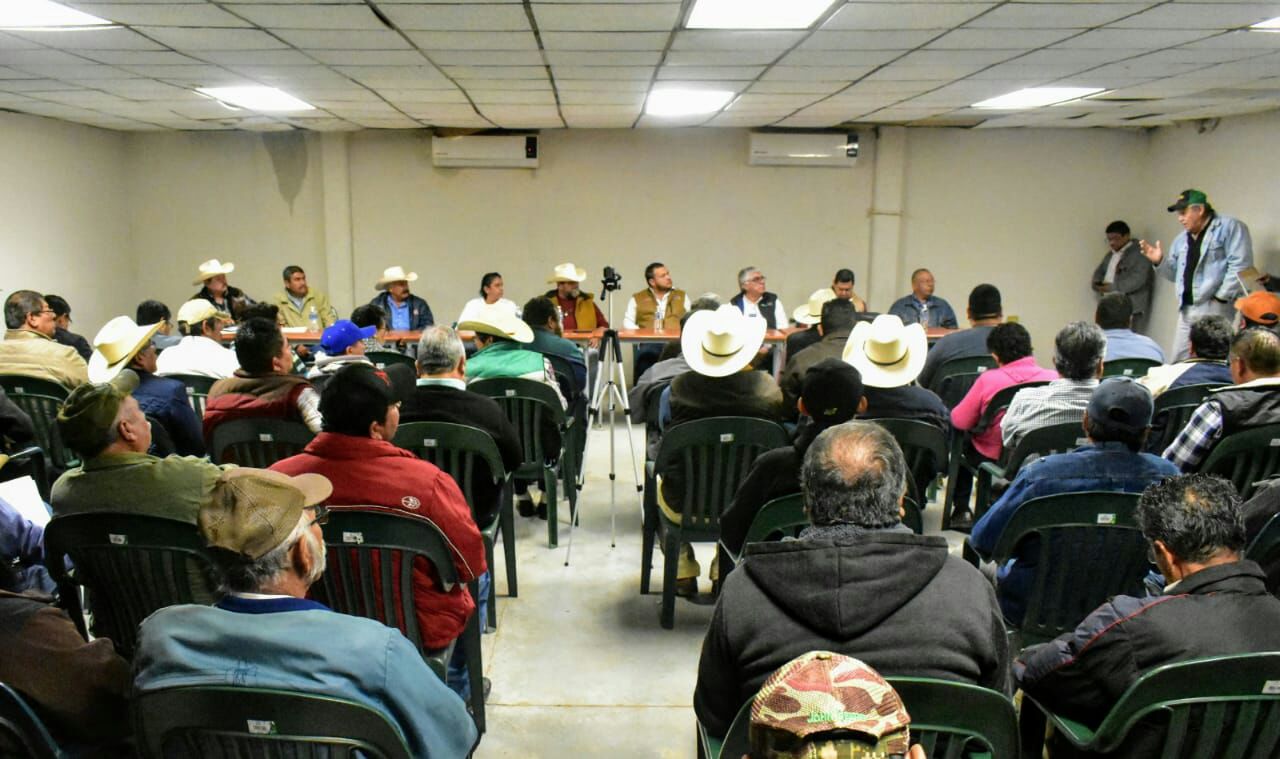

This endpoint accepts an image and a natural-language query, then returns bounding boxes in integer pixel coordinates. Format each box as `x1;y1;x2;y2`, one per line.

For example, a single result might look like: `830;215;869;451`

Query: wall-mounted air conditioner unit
431;134;539;169
748;131;858;168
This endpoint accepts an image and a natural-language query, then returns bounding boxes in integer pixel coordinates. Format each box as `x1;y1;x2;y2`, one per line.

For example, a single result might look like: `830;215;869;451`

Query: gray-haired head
1137;474;1245;563
212;512;325;595
416;325;465;376
802;422;907;528
738;267;760;287
1053;321;1107;381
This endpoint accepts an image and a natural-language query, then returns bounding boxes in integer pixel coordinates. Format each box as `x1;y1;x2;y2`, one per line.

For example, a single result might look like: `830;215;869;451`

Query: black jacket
368;292;434;331
719;423;821;555
53;327;91;362
694;529;1010;737
859;384;950;433
1244;479;1280;594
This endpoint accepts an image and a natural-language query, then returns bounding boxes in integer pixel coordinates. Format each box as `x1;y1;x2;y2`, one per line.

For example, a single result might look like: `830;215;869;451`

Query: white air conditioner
748;132;858;168
431;134;538;169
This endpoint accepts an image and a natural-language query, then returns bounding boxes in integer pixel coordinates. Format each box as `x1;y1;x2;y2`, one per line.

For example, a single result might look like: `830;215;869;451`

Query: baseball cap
802;359;864;430
750;651;912;759
56;370;140;456
1087;378;1154;435
320;319;377;355
200;468;333;560
177;298;221;325
1235;291;1280;327
1167;189;1208;212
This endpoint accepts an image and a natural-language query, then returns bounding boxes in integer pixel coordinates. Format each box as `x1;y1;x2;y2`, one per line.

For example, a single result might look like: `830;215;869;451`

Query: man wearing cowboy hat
0;290;88;388
845;314;949;433
369;265;434;332
459;304;567;411
191;259;256;320
780;298;857;422
156;299;240;379
917;283;1005;390
785;287;836;360
544;262;608;342
90;315;205;457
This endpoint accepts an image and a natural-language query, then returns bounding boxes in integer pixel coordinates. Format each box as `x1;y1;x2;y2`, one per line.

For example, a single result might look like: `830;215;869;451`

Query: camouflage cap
750;652;911;759
200;468;332;560
56;369;140;456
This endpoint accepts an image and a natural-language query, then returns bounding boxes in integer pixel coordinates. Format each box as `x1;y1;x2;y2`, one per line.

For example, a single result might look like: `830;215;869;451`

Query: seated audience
155;299;239;379
888;268;957;329
272;265;338;329
1002;321;1106;450
90;315;204;457
137;299;181;350
831;267;868;312
780;298;856;421
270;364;486;699
918;283;1003;390
845;314;949;431
401;326;522;527
693;421;1009;737
522;295;588;402
748;652;926;759
351;303;391;353
43;294;91;361
133;467;477;757
1097;292;1164;363
720;359;864;556
203;317;323;443
0;290;88;388
971;380;1179;624
1164;327;1280;471
950;323;1058;524
1236;290;1280;331
1017;474;1280;748
306;319;376;393
0;495;53;594
192;259;255;319
785;287;835;360
628;298;719;460
1139;314;1233;396
0;561;130;751
370;265;434;331
460;304;567;410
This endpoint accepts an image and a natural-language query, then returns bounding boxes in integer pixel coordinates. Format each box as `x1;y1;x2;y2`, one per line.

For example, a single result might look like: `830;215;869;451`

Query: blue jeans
445;571;490;700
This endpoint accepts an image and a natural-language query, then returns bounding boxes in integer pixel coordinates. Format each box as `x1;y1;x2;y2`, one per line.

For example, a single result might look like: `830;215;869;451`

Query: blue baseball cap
319;319;376;355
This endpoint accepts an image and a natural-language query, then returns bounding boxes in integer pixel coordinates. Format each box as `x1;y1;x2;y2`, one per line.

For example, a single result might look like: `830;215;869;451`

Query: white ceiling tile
0;79;84;91
1183;29;1280;49
763;65;876;81
749;80;851;94
823;2;993;30
406;31;540;50
382;89;470;104
68;3;252;27
199;50;316;65
866;62;987;80
381;4;530;31
928;28;1078;49
397;104;486;121
308;50;427;66
0;33;43;51
533;3;679;32
470;89;556;105
732;93;825;107
672;31;805;51
1112;4;1280;30
0;49;95;66
457;78;551;90
779;49;901;66
896;49;1023;65
558;90;644;105
440;65;548;79
118;63;235;80
1056;28;1215;49
334;65;449;85
801;30;938;50
14;63;136;79
663;50;779;65
541;32;667;50
555;78;650;91
275;30;411;50
232;5;387;30
561;105;640;127
550;65;654;80
477;104;563;126
92;78;195;97
968;3;1153;29
10;27;165;51
138;27;287;51
546;50;661;66
75;50;199;65
347;116;424;128
656;65;764;80
845;79;950;94
1018;47;1137;65
430;50;545;65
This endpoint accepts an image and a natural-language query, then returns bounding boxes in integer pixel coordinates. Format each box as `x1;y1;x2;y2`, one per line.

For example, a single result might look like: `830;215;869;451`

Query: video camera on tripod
601;266;622;295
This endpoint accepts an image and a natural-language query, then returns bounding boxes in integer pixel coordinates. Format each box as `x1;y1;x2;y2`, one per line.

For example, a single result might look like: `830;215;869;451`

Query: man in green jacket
271;265;337;330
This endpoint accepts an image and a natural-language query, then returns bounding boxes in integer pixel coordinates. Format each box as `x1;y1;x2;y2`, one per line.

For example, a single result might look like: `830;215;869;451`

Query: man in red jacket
271;362;486;700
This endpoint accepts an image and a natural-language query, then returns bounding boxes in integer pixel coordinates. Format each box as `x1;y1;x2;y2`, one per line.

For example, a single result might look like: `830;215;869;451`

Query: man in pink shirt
950;322;1058;526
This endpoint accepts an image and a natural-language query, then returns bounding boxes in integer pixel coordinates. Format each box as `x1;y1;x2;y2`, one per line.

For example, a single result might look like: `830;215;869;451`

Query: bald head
802;422;907;528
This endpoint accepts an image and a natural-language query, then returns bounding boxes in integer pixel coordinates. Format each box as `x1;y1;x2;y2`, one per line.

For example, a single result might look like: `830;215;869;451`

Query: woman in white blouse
456;272;521;325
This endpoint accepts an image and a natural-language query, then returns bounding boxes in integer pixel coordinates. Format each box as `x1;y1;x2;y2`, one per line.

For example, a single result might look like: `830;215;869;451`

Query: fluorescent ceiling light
973;87;1104;110
645;88;734;117
687;0;838;30
1251;16;1280;31
197;86;315;113
0;0;113;29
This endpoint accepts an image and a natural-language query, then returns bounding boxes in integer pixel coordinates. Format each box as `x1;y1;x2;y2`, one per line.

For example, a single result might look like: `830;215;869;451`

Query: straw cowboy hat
375;266;419;290
176;298;221;325
793;288;837;326
842;314;928;389
547;263;587;283
457;303;534;344
681;304;767;378
89;316;164;383
193;259;235;285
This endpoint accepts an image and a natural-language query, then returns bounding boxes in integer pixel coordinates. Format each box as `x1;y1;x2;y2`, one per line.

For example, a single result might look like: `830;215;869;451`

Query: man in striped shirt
1001;322;1106;451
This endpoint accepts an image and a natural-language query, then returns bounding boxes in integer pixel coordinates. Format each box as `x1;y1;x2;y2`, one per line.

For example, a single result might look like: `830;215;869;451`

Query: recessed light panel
197;87;316;113
0;0;112;29
645;88;735;117
973;87;1105;110
1251;16;1280;31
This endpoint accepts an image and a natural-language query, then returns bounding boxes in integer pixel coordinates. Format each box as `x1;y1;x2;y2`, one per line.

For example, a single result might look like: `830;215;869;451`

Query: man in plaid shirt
1002;322;1107;451
1164;328;1280;471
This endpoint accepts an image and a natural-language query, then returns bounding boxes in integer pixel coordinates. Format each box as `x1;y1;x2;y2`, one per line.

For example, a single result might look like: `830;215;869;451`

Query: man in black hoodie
693;421;1010;737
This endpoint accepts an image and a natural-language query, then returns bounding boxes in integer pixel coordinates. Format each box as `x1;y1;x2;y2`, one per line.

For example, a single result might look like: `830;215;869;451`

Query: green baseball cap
1167;189;1208;212
56;369;140;456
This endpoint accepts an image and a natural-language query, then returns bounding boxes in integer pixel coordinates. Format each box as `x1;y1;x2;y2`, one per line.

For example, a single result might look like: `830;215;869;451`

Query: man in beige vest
0;290;89;388
624;262;691;381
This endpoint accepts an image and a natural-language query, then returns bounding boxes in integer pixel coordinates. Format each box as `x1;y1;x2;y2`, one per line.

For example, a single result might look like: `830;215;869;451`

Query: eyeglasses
33;309;56;317
746;276;766;284
307;504;329;526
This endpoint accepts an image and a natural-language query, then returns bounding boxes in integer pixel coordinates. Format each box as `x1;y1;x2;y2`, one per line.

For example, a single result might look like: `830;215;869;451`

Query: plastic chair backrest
469;377;567;471
742;493;806;549
931;356;998;408
872;418;947;506
992;491;1145;645
1198;423;1280;501
0;683;62;759
889;677;1021;759
1247;512;1280;568
311;508;460;654
392;422;506;525
366;350;416;371
1001;421;1087;473
1103;358;1162;378
164;373;217;418
974;380;1052;435
209;418;315;467
134;686;411;759
655;417;790;533
43;513;218;659
0;376;76;470
1147;383;1226;454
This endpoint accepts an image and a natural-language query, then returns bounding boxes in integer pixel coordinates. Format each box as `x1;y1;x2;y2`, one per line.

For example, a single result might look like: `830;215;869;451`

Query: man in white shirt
154;299;239;379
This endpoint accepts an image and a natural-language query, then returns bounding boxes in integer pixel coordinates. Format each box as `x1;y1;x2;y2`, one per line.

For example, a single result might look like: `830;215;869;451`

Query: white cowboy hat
547;262;587;283
793;288;837;326
176;298;221;325
842;314;928;389
89;316;164;383
458;303;534;344
681;304;767;378
193;259;235;285
375;266;419;290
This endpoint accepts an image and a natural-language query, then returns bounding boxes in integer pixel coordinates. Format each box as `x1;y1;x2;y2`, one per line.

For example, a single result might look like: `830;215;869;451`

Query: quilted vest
632;288;687;331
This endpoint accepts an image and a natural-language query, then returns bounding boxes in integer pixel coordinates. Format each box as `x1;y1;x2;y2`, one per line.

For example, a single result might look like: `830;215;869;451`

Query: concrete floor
474;421;965;758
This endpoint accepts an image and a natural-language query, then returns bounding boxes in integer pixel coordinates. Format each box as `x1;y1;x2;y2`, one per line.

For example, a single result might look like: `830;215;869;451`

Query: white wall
0;112;130;333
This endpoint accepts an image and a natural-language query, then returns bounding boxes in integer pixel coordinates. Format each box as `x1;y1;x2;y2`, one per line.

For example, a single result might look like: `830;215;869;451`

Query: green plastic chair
1248;512;1280;567
1146;382;1227;454
470;377;578;548
642;416;789;629
929;356;998;410
134;686;411;759
164;373;217;418
0;376;77;476
942;380;1050;529
1102;357;1162;378
43;513;218;659
366;350;417;371
1197;423;1280;501
393;421;515;631
725;493;923;566
311;508;486;734
0;445;49;502
0;683;63;759
975;421;1086;520
1022;653;1280;757
978;490;1145;646
209;418;315;467
873;418;948;508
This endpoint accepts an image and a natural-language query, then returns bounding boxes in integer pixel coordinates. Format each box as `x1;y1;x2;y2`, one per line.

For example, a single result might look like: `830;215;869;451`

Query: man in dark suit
1093;220;1155;334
